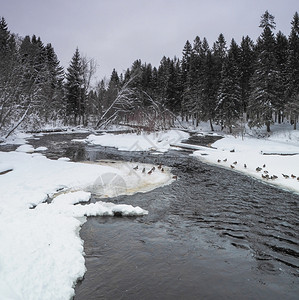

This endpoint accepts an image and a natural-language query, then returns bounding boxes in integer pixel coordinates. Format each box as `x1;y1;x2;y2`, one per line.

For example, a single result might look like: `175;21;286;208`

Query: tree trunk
278;111;281;124
266;120;271;132
209;119;214;131
5;106;30;139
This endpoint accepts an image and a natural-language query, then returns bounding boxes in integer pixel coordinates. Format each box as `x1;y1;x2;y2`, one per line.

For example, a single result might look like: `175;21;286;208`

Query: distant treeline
0;11;298;136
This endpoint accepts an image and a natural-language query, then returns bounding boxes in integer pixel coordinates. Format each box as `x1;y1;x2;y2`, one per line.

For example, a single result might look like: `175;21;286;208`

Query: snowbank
0;132;33;145
193;133;299;194
0;150;173;300
76;129;189;152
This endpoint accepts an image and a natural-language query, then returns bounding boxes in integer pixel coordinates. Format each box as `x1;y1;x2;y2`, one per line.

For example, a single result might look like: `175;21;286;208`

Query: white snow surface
77;129;189;152
0;149;173;300
193;128;299;194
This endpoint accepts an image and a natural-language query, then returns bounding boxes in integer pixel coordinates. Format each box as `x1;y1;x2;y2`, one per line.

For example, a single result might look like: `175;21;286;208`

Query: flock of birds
217;159;299;181
132;159;297;182
133;164;178;180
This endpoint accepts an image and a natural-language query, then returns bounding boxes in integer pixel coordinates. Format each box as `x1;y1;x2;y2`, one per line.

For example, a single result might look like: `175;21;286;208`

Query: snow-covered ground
76;129;189;152
191;124;299;194
0;142;173;299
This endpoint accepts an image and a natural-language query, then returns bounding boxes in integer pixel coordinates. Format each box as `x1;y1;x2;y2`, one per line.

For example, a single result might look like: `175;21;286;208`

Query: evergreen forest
0;10;299;137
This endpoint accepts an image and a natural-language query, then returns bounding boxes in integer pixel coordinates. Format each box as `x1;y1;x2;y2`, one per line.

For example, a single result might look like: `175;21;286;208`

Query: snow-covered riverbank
0;142;173;299
75;129;190;152
192;125;299;194
77;125;299;194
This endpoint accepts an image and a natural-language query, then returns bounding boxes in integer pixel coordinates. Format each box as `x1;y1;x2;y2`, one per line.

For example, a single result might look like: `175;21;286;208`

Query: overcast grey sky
1;0;298;83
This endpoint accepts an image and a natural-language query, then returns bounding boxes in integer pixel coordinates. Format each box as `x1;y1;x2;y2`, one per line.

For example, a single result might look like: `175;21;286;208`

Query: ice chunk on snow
35;146;48;151
15;144;35;153
52;190;91;205
58;157;70;161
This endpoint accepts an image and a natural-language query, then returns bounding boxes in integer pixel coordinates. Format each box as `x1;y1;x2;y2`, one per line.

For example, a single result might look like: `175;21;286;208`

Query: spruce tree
0;17;20;132
65;48;84;125
44;43;65;120
249;11;278;132
275;31;289;122
200;49;218;130
239;36;255;115
0;17;10;58
216;39;241;133
183;36;205;124
285;12;299;128
181;40;192;119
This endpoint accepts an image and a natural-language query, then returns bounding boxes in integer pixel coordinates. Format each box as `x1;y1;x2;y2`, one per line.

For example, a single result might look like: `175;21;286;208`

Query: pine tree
216;39;241;133
275;31;289;122
0;17;10;58
181;40;193;119
104;68;120;114
65;47;84;125
200;49;218;130
249;11;278;132
285;12;299;128
96;79;107;115
183;36;206;124
181;40;192;85
157;56;181;111
44;43;65;120
239;36;255;115
19;35;46;96
0;17;21;132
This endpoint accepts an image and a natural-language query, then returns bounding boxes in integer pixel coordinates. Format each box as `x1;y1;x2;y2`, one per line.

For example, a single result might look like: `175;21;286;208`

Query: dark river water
5;132;298;299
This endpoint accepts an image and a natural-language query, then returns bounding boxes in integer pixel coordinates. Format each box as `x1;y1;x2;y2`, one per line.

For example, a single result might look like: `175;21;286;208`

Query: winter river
12;132;299;299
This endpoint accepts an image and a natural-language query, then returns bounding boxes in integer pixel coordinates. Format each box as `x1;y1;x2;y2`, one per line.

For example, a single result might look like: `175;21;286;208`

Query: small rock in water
113;211;123;217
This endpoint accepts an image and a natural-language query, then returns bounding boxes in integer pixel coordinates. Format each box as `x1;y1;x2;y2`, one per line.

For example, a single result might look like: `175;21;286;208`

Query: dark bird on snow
262;174;269;179
282;174;289;179
172;175;178;180
158;164;162;169
264;170;268;174
151;166;155;172
233;161;237;165
263;164;266;168
133;165;138;170
256;167;262;172
148;170;152;175
217;159;221;163
223;158;227;162
291;174;296;179
271;175;278;180
230;165;235;169
142;168;146;173
297;177;299;181
161;168;164;172
244;164;247;168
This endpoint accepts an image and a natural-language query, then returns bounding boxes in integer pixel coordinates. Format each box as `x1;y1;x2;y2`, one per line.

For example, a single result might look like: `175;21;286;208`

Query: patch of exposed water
2;132;298;299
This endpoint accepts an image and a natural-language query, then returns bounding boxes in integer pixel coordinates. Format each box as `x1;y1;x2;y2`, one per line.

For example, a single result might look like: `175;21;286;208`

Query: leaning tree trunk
5;105;30;139
209;119;214;131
